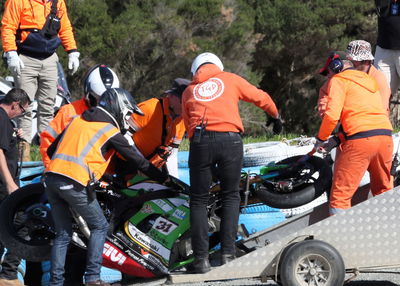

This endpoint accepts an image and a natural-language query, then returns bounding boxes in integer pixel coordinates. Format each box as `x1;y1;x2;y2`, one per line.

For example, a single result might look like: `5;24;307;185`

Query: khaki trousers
15;53;58;143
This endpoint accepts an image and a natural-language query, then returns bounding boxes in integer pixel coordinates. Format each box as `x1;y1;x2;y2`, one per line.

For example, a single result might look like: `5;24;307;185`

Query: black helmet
164;78;191;98
83;64;120;107
98;88;144;133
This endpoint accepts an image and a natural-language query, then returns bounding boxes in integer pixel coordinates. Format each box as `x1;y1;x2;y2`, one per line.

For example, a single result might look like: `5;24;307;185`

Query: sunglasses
18;103;26;115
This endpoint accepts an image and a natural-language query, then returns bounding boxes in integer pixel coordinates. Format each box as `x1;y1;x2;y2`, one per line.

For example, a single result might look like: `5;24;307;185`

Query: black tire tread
256;155;332;209
0;183;51;261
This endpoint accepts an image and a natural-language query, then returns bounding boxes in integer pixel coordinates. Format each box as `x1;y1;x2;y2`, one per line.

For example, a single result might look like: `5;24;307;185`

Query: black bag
40;0;61;39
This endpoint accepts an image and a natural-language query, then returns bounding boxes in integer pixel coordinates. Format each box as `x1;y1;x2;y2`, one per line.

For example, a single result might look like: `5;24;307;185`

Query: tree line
0;0;378;136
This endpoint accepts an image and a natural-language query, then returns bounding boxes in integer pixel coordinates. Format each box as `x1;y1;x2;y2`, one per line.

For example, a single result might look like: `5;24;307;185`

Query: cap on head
319;51;347;76
165;78;191;98
190;52;224;76
346;40;374;61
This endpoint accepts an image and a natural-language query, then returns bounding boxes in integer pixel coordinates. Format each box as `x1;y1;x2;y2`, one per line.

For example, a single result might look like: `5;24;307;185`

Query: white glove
5;51;24;76
68;51;80;75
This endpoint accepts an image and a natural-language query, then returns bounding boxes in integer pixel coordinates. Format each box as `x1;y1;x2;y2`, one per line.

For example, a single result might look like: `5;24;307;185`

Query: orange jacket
40;98;88;168
47;116;119;186
317;69;392;141
368;65;391;114
1;0;77;55
132;97;185;158
318;66;391;118
182;64;279;138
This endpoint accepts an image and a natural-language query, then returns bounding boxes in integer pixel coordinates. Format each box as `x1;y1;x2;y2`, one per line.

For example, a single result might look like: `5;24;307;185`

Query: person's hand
150;146;172;168
5;51;24;76
16;128;24;139
150;154;167;168
7;182;19;194
314;136;339;154
68;51;80;75
314;137;325;153
266;116;283;134
321;136;340;153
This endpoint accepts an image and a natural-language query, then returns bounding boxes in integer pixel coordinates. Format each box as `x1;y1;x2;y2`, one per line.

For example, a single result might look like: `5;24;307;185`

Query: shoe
85;280;111;286
221;254;236;265
187;257;211;274
0;278;24;286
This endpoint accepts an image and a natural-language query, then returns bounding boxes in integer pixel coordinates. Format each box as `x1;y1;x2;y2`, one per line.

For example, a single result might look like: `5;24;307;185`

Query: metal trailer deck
169;185;400;285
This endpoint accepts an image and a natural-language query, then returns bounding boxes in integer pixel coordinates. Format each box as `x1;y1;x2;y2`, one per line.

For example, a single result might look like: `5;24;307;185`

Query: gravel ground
123;267;400;286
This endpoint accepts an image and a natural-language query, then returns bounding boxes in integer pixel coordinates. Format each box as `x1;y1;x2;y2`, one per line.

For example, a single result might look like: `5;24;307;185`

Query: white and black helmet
190;52;224;76
83;64;120;107
98;88;144;133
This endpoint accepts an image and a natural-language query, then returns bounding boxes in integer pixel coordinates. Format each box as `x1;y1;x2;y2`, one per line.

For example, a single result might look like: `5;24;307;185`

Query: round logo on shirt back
193;78;224;102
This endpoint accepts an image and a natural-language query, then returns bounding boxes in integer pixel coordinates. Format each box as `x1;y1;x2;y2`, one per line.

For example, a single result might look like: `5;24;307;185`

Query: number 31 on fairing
152;217;177;235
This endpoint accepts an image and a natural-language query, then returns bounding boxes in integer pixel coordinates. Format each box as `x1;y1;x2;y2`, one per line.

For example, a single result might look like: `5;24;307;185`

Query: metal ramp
169;185;400;284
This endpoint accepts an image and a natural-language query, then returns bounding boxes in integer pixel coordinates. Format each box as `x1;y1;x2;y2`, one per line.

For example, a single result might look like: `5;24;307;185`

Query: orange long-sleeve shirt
317;69;392;141
132;97;185;158
182;64;279;139
1;0;77;53
318;65;391;118
40;98;88;168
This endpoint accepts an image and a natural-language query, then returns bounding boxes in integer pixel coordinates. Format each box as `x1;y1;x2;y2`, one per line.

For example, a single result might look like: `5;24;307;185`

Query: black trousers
189;131;243;258
0;193;21;280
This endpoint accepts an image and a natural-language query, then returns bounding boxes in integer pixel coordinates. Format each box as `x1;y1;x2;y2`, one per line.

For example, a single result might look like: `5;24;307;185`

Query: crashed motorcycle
0;154;331;278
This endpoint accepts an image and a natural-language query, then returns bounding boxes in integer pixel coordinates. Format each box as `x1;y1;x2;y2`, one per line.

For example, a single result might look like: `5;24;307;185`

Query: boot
221;254;236;265
187;257;211;274
18;141;30;162
0;278;25;286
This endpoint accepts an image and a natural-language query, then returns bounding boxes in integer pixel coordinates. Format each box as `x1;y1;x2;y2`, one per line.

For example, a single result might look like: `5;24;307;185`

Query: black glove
266;116;283;134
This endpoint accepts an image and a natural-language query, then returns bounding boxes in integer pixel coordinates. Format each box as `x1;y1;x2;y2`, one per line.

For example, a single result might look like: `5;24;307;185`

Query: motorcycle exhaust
70;208;91;239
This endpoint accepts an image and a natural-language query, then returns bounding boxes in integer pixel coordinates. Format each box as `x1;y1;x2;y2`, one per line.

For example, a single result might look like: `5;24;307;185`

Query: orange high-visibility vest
47;116;119;186
132;98;185;157
40;98;89;168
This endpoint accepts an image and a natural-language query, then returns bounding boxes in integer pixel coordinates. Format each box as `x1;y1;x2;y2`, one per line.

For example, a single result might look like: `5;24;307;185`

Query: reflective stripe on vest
48;117;119;186
44;124;59;139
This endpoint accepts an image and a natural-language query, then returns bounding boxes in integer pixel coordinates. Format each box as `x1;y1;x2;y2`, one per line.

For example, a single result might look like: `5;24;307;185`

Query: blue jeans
44;173;109;286
189;131;243;258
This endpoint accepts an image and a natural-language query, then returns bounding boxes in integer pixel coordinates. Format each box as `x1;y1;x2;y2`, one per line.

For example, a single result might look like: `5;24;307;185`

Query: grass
30;145;42;161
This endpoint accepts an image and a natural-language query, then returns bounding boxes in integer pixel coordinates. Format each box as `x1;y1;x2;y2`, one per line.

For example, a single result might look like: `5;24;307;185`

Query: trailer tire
0;183;53;261
255;155;332;209
279;240;345;286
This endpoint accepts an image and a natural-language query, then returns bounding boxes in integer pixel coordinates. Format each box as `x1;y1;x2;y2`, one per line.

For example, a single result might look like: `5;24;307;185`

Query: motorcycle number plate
152;217;177;235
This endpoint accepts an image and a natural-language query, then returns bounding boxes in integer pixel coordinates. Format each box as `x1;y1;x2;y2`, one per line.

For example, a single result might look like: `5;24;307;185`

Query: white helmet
190;52;224;75
83;64;120;107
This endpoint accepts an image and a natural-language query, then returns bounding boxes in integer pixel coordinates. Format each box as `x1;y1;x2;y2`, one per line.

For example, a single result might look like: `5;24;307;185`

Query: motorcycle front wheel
255;155;332;209
0;183;53;261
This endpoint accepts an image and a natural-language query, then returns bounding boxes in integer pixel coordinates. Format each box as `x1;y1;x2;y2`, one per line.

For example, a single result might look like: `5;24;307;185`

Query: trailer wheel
279;240;344;286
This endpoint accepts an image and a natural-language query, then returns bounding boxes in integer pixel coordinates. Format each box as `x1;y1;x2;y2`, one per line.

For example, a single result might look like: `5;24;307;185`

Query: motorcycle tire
255;155;332;209
0;183;52;261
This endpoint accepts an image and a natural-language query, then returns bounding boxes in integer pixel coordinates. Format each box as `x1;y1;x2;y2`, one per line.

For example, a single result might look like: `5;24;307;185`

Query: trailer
169;185;400;286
